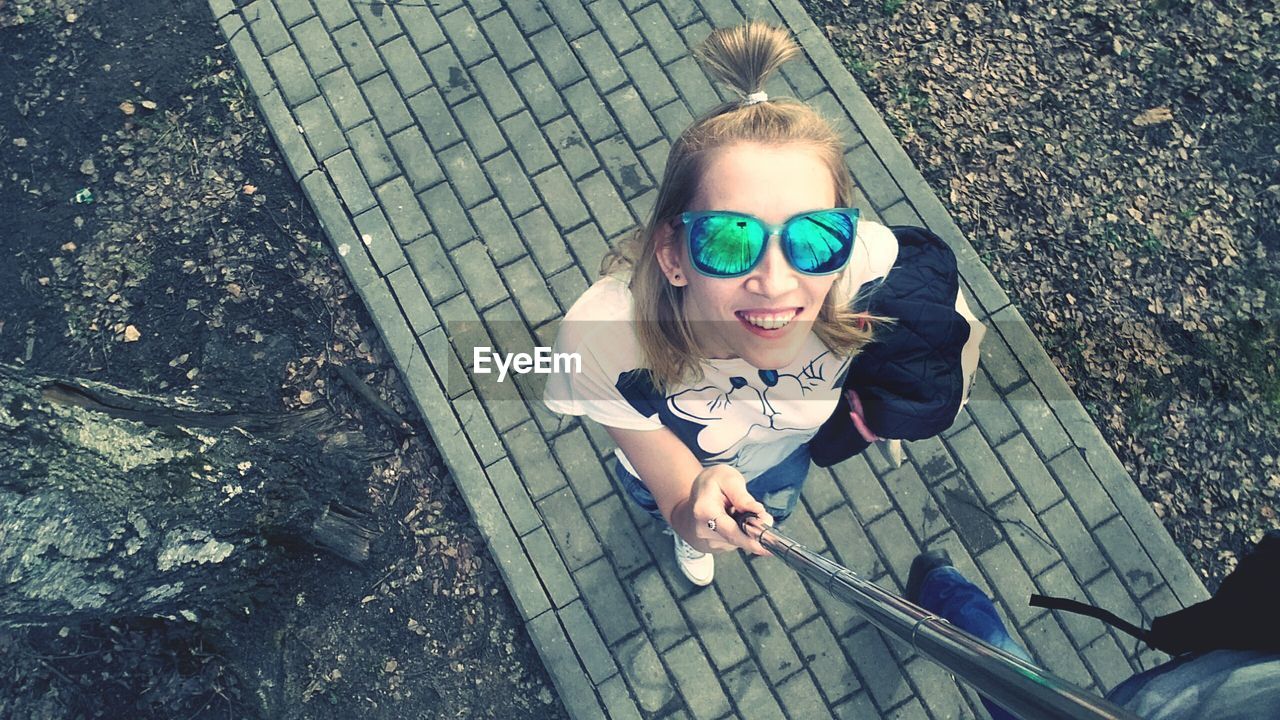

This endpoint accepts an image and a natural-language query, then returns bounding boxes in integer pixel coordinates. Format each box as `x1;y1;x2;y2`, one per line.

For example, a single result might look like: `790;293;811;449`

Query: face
656;141;840;369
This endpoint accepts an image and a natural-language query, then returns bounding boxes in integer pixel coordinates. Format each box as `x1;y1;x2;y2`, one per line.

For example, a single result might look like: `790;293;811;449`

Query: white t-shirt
542;220;902;481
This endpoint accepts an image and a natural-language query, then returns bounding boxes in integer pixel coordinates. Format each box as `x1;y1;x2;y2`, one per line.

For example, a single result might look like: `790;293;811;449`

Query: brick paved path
211;0;1211;716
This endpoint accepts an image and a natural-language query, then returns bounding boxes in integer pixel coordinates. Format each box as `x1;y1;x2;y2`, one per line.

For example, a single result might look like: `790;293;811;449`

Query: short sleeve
542;280;665;432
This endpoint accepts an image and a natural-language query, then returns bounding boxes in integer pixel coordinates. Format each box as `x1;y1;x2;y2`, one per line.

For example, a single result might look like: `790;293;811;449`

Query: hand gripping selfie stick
734;514;1140;720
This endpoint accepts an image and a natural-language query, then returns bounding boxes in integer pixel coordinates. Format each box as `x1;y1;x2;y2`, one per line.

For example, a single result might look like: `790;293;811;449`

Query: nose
744;233;798;297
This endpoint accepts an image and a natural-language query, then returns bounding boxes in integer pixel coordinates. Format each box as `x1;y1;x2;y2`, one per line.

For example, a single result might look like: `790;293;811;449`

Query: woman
543;22;983;586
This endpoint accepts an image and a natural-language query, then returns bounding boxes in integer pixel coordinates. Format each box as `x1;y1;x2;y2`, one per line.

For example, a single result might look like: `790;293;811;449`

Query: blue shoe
905;550;952;605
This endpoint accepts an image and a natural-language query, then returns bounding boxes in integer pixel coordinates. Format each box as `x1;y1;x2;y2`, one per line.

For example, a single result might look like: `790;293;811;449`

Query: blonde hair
600;22;885;394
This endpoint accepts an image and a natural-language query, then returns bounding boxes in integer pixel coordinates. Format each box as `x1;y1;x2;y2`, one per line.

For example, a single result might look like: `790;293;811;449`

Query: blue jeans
918;567;1034;720
611;443;812;525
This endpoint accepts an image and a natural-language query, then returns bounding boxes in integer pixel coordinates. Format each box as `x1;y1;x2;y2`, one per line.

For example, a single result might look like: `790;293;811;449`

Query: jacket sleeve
810;226;985;467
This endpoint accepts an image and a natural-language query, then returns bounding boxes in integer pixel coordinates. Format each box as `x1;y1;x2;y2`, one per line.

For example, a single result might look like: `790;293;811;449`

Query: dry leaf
299;389;315;405
242;184;257;195
119;101;136;116
227;283;242;297
123;325;141;342
1133;107;1173;126
140;99;157;110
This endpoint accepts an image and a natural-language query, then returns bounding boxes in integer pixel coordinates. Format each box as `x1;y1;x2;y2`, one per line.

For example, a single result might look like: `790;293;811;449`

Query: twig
953;492;1055;550
332;363;416;437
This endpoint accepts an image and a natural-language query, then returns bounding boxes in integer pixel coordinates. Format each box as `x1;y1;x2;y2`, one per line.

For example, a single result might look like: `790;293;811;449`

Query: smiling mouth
736;308;800;331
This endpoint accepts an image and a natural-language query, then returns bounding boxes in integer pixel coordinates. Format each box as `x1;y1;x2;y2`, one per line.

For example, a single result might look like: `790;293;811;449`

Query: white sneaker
668;529;714;586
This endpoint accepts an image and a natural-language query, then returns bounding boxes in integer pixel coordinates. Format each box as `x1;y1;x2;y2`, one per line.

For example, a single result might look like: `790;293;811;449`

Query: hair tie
741;91;768;106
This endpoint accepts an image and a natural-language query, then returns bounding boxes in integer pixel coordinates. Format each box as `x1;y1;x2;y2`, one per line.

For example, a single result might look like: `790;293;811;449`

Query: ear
653;219;688;287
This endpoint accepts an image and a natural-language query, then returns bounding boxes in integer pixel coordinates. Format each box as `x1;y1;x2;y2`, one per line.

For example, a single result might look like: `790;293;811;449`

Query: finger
849;410;880;443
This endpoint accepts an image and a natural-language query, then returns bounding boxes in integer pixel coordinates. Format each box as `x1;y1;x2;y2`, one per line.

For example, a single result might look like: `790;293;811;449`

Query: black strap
1030;594;1154;645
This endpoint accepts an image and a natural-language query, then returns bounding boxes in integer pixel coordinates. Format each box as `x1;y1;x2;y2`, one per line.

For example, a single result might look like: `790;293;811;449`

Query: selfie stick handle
734;513;1140;720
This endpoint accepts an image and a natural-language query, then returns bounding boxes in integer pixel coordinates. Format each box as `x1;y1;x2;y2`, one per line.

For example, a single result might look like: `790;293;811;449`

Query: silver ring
706;518;717;532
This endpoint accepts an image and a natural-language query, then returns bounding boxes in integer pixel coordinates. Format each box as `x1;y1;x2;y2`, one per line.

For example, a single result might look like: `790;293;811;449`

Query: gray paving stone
1039;497;1110;584
292;16;343;76
407;87;462;150
815;505;881;578
465;198;522;266
722;659;785;720
419;181;478;250
484;151;539;217
244;0;291;56
564;79;621;143
981;323;1030;392
947;423;1017;504
552;427;613;507
391;3;443;51
800;467;842;518
607;86;664;147
1022;613;1093;690
423;43;474;104
495;414;562;495
833;692;879;720
579;172;634;239
1093;515;1161;599
486;513;551;620
677;589;746;671
449;240;505;309
352;206;409;275
468;58;523;121
485;457;541;537
736;595;802;683
634;4;686;65
527;611;604;718
504;0;551;33
776;669;835;720
386;262;439;334
499;110;555;176
544;116;598;180
325;149;376;214
562;598;618;684
596;135;653;200
333;21;384;82
566;223;612;279
665;55;719;117
266;45;320;106
420;324;471;397
705;545;760;609
439;6;492;66
223;13;276;97
905;656;976;720
596;674;643;720
1083;633;1137;693
623;47;681;110
943;407;976;439
1006;382;1075;460
781;501;828;553
300;171;378;290
1034;560;1105;647
573;31;627;94
209;0;235;21
994;433;1064;513
547;263;590;312
449;97;505;162
878;199;924;227
827;454;889;523
902;436;957;485
750;558;818;629
933;475;1003;558
585;494;651;577
523;525;579;608
589;0;643;54
664;638;731;720
542;0;596;40
613;630;675;712
992;492;1059;577
637;140;670;186
866;512;918;588
846;142;904;210
353;0;402;44
653;98;695;143
377;36;431;98
404;233;463;303
386;126;443;192
976;541;1042;628
966;377;1021;448
535;166;592;230
539;486;604;572
531;25;588;89
1048;449;1119;529
446;391;501;467
318;67;372;129
480;10;535;70
629;566;691;651
881;463;949;543
676;18;712;56
375;176;431;243
780;59;826;101
843;625;912;711
662;0;701;27
312;0;355;29
293;94;345;161
512;61;566;124
793;617;859;704
347;120;399;186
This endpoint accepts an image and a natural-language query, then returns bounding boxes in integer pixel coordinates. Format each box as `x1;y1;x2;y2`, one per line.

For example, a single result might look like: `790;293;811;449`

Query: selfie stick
734;514;1140;720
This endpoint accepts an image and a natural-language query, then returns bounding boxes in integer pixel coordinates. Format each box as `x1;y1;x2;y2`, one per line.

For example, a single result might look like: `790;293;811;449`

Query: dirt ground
804;0;1279;589
0;1;565;718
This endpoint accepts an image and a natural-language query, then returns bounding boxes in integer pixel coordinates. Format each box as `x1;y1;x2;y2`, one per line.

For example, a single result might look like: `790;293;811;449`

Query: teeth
741;311;796;330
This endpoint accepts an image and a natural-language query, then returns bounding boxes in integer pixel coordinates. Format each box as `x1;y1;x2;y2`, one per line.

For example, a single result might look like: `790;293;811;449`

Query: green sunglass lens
690;215;765;277
785;211;855;274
